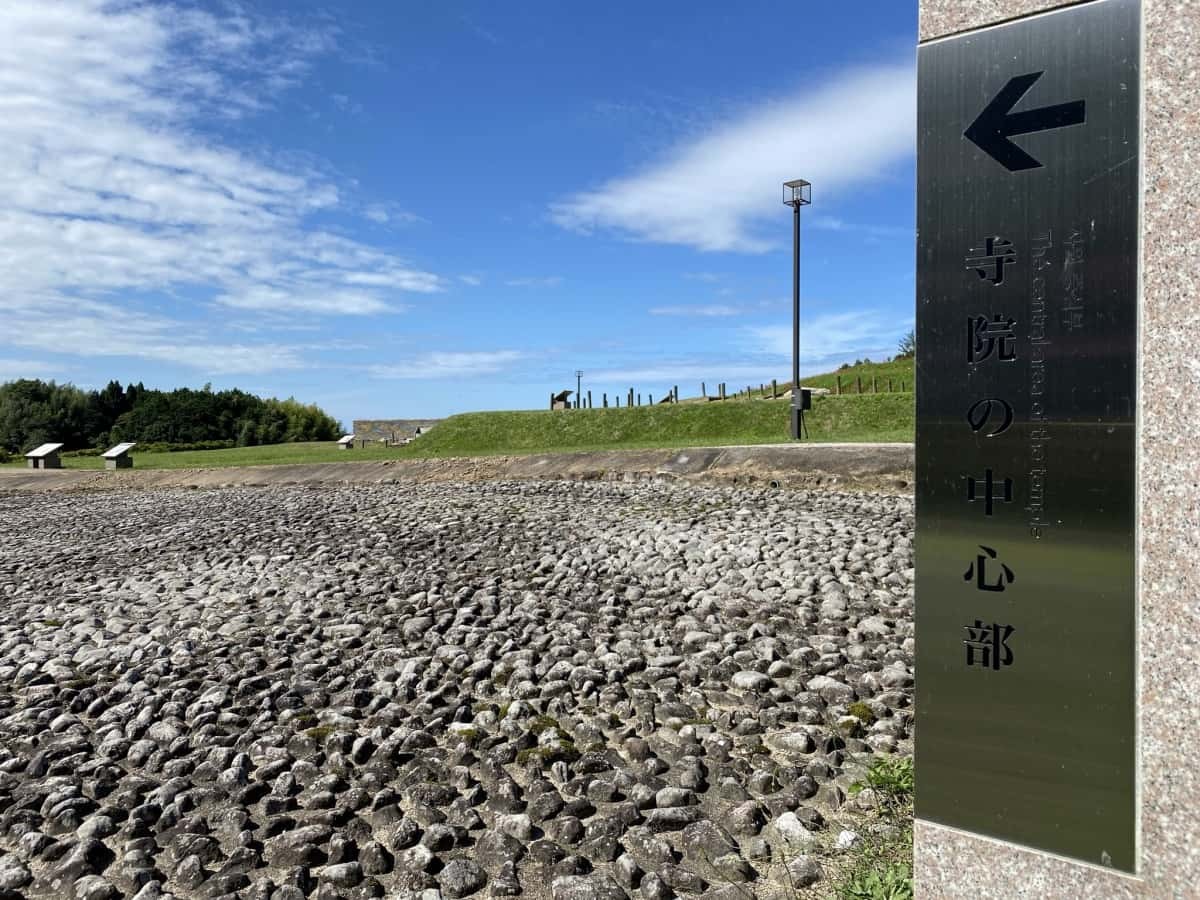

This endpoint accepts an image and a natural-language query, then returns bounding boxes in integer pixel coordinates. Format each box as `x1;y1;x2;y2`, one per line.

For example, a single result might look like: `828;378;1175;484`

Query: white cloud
550;60;915;252
810;215;912;239
332;93;364;116
650;304;741;317
745;309;911;368
369;351;525;380
215;286;400;316
505;276;564;288
361;202;425;226
0;0;443;373
364;204;390;223
590;309;910;388
460;15;501;46
0;358;62;381
2;296;306;375
459;275;484;287
590;363;784;384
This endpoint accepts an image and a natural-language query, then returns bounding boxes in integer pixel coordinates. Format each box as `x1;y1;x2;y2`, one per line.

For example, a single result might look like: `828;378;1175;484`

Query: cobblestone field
0;481;914;900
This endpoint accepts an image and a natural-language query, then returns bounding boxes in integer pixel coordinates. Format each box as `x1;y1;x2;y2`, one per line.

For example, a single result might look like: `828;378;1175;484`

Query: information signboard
915;0;1140;871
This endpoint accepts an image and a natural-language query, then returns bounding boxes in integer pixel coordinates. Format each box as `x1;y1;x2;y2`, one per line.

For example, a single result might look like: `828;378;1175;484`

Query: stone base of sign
916;1;1200;897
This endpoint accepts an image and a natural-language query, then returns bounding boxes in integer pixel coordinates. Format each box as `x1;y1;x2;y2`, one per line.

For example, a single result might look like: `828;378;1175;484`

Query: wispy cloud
215;286;401;316
650;304;741;317
460;15;501;45
810;215;912;239
361;202;425;226
0;0;443;372
590;363;784;384
3;296;306;375
550;60;915;252
459;275;484;287
364;204;391;223
745;309;911;367
331;92;364;116
369;351;525;380
505;276;564;288
590;309;910;388
0;358;62;381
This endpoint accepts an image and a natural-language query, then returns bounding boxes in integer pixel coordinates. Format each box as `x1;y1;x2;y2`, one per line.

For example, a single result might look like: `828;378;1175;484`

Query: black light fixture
783;179;812;439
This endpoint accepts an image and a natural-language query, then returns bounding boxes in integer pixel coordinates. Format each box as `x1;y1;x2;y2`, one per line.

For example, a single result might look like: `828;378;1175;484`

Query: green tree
0;377;340;452
0;379;90;452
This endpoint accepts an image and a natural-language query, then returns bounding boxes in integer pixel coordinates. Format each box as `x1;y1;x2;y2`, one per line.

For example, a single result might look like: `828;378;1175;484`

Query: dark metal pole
790;202;802;439
792;204;800;392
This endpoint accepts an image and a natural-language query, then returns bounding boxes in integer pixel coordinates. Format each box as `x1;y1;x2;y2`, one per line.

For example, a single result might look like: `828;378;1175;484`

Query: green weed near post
837;756;914;900
840;864;914;900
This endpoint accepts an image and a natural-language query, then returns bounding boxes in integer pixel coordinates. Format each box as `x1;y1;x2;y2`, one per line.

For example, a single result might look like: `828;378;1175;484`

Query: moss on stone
516;741;579;768
848;701;878;725
528;715;560;736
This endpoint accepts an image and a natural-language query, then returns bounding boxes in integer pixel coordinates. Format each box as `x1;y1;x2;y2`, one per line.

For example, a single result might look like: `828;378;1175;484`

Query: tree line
0;379;342;453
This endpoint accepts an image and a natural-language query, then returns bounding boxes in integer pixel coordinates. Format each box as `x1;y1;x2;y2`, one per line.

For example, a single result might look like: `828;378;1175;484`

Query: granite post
916;1;1200;897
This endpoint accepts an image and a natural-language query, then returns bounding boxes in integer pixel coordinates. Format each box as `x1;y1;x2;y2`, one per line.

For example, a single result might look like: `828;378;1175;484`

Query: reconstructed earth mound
0;480;913;899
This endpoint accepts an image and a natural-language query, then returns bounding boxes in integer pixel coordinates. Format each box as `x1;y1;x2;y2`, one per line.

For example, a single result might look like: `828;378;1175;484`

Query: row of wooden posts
554;386;683;409
703;375;910;400
717;376;909;398
555;375;909;409
831;375;908;394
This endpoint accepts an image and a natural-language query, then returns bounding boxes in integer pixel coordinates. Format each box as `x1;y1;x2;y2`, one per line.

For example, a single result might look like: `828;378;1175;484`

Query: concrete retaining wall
352;419;441;441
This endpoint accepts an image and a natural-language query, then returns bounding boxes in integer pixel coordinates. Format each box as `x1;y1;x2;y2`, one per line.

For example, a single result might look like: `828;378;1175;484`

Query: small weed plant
846;701;878;726
836;756;914;900
849;756;913;818
305;725;335;742
841;862;914;900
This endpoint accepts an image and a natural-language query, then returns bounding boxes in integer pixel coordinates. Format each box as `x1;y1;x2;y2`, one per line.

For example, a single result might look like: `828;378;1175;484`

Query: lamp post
783;179;811;439
575;370;583;409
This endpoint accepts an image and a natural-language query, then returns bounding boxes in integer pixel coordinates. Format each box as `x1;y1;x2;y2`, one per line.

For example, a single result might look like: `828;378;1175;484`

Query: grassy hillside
675;357;913;401
402;393;911;456
2;360;915;470
802;356;913;393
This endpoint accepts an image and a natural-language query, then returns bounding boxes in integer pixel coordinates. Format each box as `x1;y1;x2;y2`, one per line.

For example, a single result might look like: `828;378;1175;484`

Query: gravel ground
0;480;914;900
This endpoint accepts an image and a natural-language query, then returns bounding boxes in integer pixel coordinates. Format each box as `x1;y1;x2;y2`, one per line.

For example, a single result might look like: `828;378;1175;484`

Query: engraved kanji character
965;469;1015;516
963;620;1015;670
963;545;1015;592
966;237;1017;285
967;315;1018;364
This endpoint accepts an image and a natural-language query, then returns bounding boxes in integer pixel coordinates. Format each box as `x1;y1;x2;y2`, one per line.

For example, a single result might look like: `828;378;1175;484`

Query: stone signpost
916;0;1199;896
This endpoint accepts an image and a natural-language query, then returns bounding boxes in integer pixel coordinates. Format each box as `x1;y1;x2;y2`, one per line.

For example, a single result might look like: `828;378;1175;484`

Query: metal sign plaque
915;0;1139;871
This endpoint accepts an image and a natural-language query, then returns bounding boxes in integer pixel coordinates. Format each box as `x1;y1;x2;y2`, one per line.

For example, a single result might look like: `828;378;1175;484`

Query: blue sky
0;0;917;426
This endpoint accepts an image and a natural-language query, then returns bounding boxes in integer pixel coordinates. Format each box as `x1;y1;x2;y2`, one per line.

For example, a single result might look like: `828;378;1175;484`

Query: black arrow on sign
964;71;1086;172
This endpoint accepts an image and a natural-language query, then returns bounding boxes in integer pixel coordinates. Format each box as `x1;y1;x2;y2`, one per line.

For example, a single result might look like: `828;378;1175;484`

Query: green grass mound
679;357;914;401
401;393;911;458
803;357;913;394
